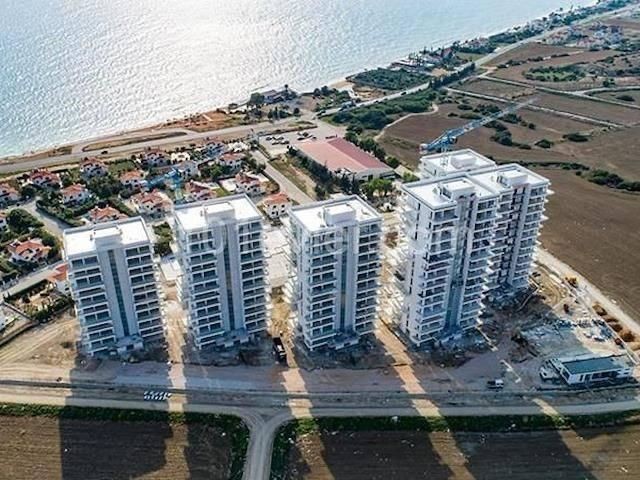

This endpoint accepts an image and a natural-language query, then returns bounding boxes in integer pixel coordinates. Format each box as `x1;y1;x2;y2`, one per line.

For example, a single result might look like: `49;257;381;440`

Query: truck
272;337;287;364
486;379;504;390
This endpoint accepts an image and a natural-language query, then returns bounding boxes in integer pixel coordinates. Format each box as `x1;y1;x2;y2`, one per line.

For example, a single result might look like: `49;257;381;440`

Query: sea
0;0;595;157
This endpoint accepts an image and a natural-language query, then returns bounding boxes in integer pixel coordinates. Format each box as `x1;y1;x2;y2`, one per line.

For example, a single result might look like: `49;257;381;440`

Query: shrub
563;132;589;142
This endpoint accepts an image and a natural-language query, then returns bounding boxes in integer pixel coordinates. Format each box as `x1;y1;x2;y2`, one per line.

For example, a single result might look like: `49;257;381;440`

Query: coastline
0;0;619;163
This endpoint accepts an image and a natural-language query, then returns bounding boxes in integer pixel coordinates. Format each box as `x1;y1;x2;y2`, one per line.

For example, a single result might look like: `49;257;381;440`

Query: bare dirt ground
378;101;602;168
284;424;640;480
533;92;640;126
81;131;188;152
0;415;233;480
485;43;583;67
592;88;640;104
537;168;640;320
458;78;535;99
160;111;246;133
488;49;626;91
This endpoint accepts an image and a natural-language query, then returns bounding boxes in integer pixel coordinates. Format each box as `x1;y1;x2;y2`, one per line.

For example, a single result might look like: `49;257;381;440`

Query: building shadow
60;347;173;480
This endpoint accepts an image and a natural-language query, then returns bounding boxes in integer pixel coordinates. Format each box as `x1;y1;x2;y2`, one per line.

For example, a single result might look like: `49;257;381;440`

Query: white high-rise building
398;176;499;347
472;164;550;294
392;149;550;347
63;218;165;356
286;196;382;350
174;195;268;349
420;149;496;179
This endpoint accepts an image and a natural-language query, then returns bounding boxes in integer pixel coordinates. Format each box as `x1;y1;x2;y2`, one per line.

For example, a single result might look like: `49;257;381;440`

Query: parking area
259;121;344;157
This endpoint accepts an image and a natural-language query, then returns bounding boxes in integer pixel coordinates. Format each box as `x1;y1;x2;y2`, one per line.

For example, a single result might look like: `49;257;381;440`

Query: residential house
216;153;244;171
201;142;226;161
0;184;20;205
48;263;70;295
80;158;108;180
262;192;291;219
61;184;91;205
88;205;126;224
132;190;172;217
234;172;265;196
0;211;7;231
171;152;191;164
140;148;170;168
30;170;62;189
175;160;199;180
184;181;217;203
120;170;146;190
8;238;51;264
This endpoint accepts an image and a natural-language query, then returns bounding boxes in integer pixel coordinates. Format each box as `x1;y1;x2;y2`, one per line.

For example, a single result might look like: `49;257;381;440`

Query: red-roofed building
61;184;91;205
48;263;70;294
140;148;170;168
296;138;393;182
30;170;62;189
262;192;291;219
185;181;217;202
132;190;171;217
216;152;244;170
120;170;146;190
0;183;20;205
80;158;108;180
7;238;51;264
234;172;265;196
88;205;126;224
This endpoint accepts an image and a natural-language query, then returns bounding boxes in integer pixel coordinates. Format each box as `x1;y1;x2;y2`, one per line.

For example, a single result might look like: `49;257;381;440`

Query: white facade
420;149;495;179
393;149;550;347
286;196;382;351
472;165;550;294
174;195;268;349
63;218;165;356
398;177;499;347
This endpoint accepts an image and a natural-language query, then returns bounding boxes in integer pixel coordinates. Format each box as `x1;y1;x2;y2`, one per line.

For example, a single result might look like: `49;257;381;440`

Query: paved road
1;383;640;480
0;119;290;174
253;149;314;205
1;261;63;300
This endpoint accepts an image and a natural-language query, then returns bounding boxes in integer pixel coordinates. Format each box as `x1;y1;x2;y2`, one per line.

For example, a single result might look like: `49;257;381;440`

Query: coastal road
0;118;297;175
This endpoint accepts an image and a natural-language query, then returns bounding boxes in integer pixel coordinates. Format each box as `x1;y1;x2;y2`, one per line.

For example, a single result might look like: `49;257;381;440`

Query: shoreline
0;0;621;163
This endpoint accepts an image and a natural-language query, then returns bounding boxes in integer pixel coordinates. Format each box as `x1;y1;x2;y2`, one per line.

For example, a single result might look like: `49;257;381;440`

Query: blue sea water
0;0;594;157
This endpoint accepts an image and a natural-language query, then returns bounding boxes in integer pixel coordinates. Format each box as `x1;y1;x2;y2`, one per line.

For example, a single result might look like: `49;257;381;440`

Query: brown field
0;415;234;480
533;92;640;126
485;43;582;67
538;169;640;320
489;49;620;91
457;78;534;99
592;88;640;104
284;424;640;480
378;102;602;168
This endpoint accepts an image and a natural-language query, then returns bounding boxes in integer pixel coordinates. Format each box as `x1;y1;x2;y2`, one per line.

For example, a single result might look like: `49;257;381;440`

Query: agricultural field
592;88;640;104
484;43;582;67
537;168;640;320
489;49;621;91
532;92;640;126
279;422;640;480
0;413;241;480
378;100;602;168
458;78;534;99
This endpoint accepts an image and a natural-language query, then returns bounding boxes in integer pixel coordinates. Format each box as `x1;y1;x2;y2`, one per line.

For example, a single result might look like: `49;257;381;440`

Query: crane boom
420;97;536;154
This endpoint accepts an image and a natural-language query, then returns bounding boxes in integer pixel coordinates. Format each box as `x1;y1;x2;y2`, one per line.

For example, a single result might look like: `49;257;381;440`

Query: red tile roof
49;263;68;282
264;192;290;205
297;138;391;174
61;184;88;195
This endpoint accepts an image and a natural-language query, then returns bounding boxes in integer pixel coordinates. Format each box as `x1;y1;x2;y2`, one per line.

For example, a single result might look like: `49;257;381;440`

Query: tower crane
420;97;536;154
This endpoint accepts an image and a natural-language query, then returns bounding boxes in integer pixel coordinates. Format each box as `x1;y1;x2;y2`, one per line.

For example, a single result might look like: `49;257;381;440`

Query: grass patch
0;403;250;480
350;68;430;91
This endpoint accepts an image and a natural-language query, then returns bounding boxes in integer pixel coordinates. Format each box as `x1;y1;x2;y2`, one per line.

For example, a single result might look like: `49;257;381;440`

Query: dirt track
286;425;640;479
0;416;233;480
